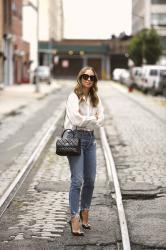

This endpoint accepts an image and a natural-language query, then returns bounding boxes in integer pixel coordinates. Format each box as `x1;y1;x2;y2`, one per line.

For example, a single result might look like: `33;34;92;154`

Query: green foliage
128;35;142;66
128;28;162;66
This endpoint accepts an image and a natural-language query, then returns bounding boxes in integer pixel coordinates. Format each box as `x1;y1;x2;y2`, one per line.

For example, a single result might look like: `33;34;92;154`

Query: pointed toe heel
69;220;84;236
82;223;91;230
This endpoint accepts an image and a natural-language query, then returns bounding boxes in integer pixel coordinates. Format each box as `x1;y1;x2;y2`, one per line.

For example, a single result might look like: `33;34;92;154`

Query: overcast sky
63;0;132;39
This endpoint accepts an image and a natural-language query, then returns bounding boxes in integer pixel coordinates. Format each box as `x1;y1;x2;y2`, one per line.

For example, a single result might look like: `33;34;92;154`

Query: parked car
33;66;51;85
119;69;131;86
139;65;166;94
112;68;121;81
159;71;166;96
130;67;142;89
112;68;127;82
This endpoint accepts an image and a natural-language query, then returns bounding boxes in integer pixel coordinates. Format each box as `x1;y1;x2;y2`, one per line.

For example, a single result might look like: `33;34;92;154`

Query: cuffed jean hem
71;213;80;218
80;207;90;211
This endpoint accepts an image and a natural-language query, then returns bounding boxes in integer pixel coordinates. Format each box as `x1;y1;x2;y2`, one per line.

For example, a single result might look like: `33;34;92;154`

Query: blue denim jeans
67;130;96;217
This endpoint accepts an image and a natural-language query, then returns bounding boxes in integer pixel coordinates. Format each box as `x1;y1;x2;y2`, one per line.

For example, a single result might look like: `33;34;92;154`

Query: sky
63;0;132;39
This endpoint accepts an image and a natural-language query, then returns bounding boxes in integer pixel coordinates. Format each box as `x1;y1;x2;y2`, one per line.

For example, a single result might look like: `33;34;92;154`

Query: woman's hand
95;112;98;120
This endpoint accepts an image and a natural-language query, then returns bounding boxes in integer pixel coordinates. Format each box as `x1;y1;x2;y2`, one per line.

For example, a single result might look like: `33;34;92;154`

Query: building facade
23;0;38;72
3;0;30;85
39;0;63;66
0;0;4;85
132;0;166;65
49;0;63;42
38;1;129;79
39;39;111;80
12;0;30;84
39;38;129;80
3;0;13;86
132;0;150;34
132;0;166;36
39;0;63;41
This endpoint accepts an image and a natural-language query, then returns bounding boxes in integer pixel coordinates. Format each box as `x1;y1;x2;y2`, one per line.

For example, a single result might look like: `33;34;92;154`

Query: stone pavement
0;129;121;249
100;82;166;188
0;82;72;215
100;81;166;248
1;80;166;249
0;81;61;120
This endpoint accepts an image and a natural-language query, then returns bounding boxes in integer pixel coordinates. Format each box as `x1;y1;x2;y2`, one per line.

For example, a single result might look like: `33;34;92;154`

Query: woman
64;66;104;236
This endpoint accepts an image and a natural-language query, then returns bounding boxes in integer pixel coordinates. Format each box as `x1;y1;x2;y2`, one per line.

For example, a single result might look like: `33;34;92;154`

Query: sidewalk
0;80;61;120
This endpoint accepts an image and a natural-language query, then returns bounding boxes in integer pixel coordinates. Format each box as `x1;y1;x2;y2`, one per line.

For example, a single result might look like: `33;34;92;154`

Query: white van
140;65;166;94
130;67;142;89
112;68;127;82
119;69;131;86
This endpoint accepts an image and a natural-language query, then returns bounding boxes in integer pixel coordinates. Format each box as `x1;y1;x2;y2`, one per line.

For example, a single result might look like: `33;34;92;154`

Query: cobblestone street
0;80;166;249
0;82;72;202
100;82;166;248
101;82;166;188
1;0;166;248
0;131;120;249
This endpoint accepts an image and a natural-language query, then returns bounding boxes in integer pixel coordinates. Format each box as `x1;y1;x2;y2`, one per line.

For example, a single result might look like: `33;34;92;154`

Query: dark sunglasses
81;74;96;82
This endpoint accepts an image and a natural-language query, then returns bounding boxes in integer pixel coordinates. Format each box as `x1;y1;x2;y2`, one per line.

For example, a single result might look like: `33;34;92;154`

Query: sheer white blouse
64;92;104;131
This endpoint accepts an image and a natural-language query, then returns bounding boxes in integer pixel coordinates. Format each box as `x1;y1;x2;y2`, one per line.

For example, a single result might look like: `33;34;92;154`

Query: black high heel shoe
80;210;91;230
69;220;84;236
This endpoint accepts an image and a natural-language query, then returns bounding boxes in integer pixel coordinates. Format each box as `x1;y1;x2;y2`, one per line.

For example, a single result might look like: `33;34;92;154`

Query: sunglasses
81;74;96;82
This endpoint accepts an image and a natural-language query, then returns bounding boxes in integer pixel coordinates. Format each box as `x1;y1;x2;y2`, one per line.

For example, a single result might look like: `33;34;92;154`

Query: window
160;70;166;76
152;0;166;4
150;70;158;76
12;1;17;14
151;13;166;26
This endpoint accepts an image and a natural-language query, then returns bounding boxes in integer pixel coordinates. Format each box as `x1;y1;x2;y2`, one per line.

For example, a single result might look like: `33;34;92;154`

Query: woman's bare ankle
71;215;81;232
81;209;89;224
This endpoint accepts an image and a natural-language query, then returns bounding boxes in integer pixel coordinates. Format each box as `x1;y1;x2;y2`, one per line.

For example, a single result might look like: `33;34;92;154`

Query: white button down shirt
64;92;104;131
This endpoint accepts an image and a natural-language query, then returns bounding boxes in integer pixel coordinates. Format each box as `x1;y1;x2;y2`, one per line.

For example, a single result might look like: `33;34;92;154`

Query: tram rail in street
0;80;165;249
0;109;65;217
100;127;131;250
0;110;131;249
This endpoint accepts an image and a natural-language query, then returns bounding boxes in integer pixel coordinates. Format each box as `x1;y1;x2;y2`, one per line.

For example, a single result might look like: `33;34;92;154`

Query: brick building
0;0;4;85
3;0;30;85
11;0;30;83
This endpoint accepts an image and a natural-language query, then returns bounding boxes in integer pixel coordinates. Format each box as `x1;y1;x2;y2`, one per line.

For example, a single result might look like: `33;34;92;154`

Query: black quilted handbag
56;129;81;156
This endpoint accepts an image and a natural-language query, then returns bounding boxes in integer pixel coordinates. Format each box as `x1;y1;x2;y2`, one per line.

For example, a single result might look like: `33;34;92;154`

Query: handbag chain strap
61;129;74;138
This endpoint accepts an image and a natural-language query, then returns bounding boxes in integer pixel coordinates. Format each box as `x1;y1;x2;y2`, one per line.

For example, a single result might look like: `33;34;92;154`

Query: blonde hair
74;66;99;107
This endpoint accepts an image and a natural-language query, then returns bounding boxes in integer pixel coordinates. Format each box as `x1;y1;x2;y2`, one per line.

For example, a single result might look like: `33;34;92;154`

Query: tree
128;28;162;66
